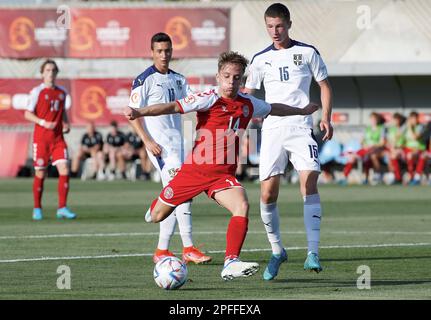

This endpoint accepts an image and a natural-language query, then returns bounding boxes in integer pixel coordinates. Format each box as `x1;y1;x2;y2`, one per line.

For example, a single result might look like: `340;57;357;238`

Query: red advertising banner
0;77;216;125
70;79;131;125
0;79;71;125
0;131;31;177
0;8;229;58
0;9;68;58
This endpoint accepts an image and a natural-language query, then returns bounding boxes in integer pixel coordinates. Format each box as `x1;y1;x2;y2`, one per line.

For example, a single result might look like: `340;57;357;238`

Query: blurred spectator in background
71;121;105;180
386;113;406;184
405;111;428;185
104;120;126;180
122;126;154;180
342;112;386;184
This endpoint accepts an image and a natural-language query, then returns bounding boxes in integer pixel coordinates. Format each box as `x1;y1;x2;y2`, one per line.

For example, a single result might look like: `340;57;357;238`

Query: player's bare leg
299;170;323;273
71;148;84;177
214;188;259;280
55;161;76;219
260;175;288;280
32;168;46;220
146;199;176;223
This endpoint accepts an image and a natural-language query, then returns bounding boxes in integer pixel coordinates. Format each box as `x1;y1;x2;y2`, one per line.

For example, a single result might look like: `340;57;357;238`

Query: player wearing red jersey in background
124;51;319;280
24;59;76;221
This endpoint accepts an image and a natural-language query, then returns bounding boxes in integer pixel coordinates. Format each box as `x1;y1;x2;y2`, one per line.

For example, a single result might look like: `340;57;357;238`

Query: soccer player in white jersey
128;33;211;264
243;3;333;280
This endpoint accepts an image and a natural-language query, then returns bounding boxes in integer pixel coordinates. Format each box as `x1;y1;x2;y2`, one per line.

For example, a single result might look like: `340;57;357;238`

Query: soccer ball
153;256;188;290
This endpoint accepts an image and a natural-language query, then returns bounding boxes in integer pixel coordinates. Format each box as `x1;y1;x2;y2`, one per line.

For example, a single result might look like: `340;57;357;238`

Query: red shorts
33;139;68;169
158;166;243;207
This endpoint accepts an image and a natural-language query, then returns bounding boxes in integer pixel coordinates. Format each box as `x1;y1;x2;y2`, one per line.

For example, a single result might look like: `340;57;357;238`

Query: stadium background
1;0;431;179
0;0;431;301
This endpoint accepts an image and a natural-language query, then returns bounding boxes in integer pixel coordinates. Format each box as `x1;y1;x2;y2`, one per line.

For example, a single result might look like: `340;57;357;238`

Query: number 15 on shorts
308;145;318;159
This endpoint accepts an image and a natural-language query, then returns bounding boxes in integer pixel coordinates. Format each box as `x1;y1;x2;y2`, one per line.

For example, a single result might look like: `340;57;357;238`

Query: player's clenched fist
124;106;140;120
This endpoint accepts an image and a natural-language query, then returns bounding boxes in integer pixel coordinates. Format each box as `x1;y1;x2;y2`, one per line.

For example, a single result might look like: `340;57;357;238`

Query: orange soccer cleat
153;249;176;264
182;246;212;264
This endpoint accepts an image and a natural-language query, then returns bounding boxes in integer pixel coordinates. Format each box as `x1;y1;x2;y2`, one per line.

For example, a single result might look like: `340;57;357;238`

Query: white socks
175;202;193;248
303;194;322;255
157;213;176;250
157;202;193;250
260;202;283;255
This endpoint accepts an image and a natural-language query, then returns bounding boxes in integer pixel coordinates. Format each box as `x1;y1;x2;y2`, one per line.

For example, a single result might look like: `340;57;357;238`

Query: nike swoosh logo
312;215;321;220
182;212;192;216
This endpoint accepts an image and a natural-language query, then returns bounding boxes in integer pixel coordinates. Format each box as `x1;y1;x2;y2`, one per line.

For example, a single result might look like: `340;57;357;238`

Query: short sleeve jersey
246;40;328;129
128;65;191;151
27;83;69;141
106;131;126;147
125;132;144;150
176;89;271;175
81;132;104;148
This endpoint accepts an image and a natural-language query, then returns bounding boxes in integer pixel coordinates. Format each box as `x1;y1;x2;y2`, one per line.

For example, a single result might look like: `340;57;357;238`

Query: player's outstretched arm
269;103;320;116
123;102;180;121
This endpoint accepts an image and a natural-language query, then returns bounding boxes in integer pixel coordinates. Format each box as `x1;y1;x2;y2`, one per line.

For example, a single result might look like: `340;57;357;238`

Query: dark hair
151;32;172;50
264;3;291;22
393;112;406;126
218;51;249;74
40;59;59;74
110;120;118;128
409;111;419;118
370;112;385;125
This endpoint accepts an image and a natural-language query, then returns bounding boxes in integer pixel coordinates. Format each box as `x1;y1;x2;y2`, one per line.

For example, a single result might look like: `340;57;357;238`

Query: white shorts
147;147;183;187
259;126;320;181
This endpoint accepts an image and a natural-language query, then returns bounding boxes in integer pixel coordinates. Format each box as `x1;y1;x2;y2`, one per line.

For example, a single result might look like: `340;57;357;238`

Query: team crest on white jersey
164;187;174;199
293;54;303;66
242;105;249;117
131;92;140;104
184;95;195;104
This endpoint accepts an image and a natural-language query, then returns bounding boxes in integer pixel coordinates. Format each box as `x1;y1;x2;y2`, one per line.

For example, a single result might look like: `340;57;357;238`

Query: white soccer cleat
145;207;153;223
221;258;259;281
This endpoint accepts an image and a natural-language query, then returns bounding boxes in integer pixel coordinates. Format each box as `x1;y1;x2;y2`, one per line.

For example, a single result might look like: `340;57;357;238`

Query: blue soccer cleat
32;208;43;221
304;252;323;273
409;179;421;186
263;248;288;281
56;207;77;219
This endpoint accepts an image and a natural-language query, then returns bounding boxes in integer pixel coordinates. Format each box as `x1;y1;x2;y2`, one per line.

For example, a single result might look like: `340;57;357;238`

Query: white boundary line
1;242;430;263
1;230;430;240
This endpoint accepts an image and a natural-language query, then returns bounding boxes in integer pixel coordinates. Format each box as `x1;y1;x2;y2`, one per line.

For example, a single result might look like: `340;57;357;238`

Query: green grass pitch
0;178;430;299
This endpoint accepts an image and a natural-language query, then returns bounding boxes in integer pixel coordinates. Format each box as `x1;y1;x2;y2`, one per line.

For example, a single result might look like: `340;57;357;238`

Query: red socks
58;175;69;208
390;158;402;181
33;176;44;208
416;156;426;175
225;216;248;260
343;162;354;177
